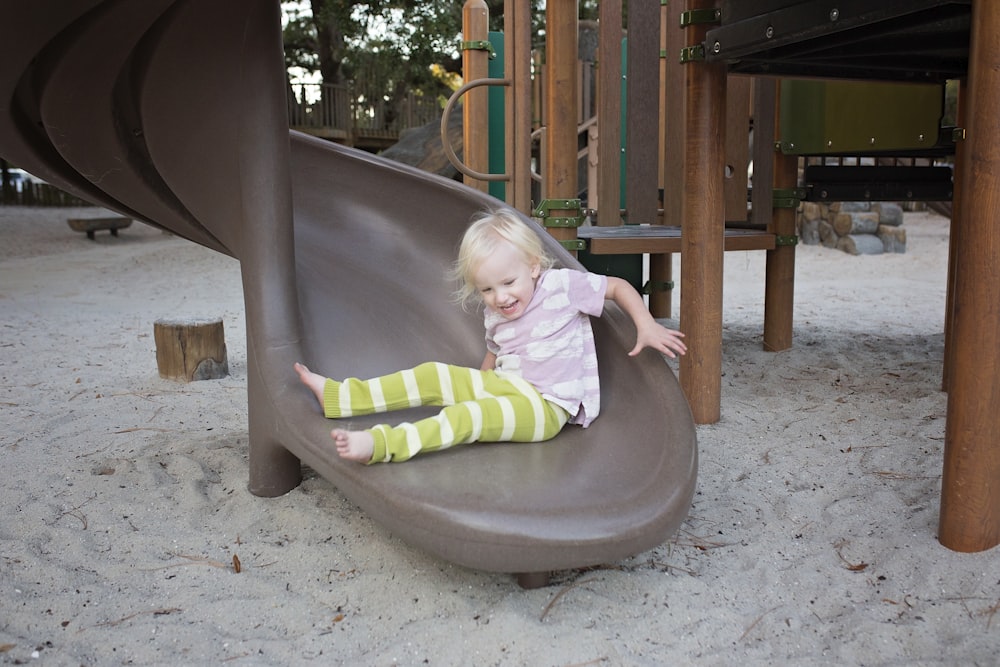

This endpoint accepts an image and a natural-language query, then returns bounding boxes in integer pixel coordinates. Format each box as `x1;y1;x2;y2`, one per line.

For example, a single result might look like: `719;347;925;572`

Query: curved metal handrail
440;77;509;182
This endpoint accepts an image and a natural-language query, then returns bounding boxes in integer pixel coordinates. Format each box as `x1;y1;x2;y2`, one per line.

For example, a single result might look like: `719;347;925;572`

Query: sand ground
1;206;997;666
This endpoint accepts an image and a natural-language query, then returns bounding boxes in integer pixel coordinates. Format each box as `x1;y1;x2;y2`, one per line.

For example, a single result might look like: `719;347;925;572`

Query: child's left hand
629;322;687;359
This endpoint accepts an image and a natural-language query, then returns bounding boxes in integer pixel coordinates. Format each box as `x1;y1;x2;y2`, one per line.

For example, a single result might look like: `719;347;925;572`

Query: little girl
294;208;686;464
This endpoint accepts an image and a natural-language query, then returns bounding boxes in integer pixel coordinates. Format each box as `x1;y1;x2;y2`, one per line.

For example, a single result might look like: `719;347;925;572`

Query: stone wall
797;201;907;255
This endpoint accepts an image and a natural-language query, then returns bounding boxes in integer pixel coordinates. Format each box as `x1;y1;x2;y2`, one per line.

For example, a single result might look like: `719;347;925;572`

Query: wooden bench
577;224;776;254
67;216;132;239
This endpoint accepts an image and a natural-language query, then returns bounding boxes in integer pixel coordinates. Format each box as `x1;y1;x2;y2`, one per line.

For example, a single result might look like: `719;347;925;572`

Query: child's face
472;239;540;320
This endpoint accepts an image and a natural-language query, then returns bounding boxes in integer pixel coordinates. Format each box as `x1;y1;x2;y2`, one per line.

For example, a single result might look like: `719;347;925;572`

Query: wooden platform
577;225;775;254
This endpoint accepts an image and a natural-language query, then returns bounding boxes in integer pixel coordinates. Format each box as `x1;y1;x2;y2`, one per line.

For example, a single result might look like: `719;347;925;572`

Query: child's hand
629;322;687;359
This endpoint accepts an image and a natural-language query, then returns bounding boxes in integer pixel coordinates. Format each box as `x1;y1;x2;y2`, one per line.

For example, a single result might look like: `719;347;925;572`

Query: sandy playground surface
0;205;997;666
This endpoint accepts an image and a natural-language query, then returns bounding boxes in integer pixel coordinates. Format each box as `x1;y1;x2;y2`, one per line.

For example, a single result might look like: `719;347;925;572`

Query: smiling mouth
499;301;519;315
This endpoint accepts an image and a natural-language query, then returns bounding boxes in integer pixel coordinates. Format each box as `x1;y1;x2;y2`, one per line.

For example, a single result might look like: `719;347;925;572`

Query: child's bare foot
332;428;374;463
294;362;326;406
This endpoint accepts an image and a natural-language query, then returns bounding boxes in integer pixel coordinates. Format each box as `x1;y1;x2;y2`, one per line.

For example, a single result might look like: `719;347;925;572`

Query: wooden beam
763;80;797;352
652;0;686;318
462;0;490;193
724;76;752;222
543;0;579;246
625;0;660;227
939;0;1000;553
596;0;622;226
578;226;774;254
679;0;727;425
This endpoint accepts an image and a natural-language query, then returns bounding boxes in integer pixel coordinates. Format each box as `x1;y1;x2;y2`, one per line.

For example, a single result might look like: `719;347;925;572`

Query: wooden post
596;0;622;227
678;0;726;424
154;317;229;381
723;77;751;223
462;0;490;193
763;81;797;352
938;0;1000;553
542;0;579;248
625;0;660;229
504;0;532;213
942;80;966;393
653;0;686;319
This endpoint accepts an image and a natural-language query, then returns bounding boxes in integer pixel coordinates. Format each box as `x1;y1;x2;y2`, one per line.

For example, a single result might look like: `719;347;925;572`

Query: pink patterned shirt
484;268;607;426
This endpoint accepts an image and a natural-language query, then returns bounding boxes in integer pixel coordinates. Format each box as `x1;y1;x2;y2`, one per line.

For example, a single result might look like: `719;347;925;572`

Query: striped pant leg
322;361;479;418
322;362;569;463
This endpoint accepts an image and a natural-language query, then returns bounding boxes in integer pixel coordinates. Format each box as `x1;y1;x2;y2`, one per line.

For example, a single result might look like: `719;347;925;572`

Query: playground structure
0;0;696;587
446;1;996;554
0;0;994;581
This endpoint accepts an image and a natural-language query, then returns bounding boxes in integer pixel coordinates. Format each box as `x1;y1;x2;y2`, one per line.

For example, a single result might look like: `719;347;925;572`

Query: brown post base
516;572;551;589
153;317;229;381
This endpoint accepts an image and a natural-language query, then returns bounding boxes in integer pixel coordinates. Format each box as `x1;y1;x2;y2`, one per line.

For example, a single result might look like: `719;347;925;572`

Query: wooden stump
837;233;885;256
154;317;229;381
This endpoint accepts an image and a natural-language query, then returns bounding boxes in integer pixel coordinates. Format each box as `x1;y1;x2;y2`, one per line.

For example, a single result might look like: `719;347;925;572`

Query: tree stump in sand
154;317;229;381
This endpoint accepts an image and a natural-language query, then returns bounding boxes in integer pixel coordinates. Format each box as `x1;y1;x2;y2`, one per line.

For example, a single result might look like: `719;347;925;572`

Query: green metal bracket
543;217;583;228
461;40;496;59
775;234;799;247
560;239;587;251
680;8;721;27
680;45;705;63
534;198;583;227
773;187;806;209
642;280;675;295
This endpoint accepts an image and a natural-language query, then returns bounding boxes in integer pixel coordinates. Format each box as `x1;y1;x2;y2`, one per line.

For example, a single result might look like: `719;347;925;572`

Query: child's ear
531;262;541;279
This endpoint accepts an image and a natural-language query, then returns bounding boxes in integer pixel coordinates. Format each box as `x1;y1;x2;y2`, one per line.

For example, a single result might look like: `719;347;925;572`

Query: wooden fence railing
1;181;92;207
287;82;441;147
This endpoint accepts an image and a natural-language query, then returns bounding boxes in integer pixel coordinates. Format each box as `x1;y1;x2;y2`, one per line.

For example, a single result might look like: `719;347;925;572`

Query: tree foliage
281;1;608;128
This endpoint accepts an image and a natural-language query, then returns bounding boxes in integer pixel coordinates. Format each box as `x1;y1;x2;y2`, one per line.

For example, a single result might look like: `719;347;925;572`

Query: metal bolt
918;134;925;142
830;8;839;21
713;41;722;54
766;25;774;39
870;137;876;146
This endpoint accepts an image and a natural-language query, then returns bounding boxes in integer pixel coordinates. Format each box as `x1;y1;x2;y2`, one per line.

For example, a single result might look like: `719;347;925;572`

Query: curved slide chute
0;0;697;580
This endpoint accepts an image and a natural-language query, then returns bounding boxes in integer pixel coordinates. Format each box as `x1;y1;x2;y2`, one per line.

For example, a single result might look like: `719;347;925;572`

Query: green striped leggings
322;362;570;463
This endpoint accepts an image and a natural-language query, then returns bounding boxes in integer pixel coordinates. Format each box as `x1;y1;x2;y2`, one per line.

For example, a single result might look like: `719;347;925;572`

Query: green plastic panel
778;80;943;155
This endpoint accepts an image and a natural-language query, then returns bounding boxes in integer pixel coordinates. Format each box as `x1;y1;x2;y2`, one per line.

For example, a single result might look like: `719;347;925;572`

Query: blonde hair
451;208;555;309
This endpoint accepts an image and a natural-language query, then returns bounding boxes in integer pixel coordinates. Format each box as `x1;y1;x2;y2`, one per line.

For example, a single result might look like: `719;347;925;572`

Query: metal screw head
713;41;722;54
766;25;774;39
830;8;840;21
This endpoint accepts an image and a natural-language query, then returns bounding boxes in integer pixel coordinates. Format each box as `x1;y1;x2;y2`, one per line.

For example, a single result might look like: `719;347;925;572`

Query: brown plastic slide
0;0;696;583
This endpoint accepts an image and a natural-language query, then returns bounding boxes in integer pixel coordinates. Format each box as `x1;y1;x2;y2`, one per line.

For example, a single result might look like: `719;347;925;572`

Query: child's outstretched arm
604;276;688;358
